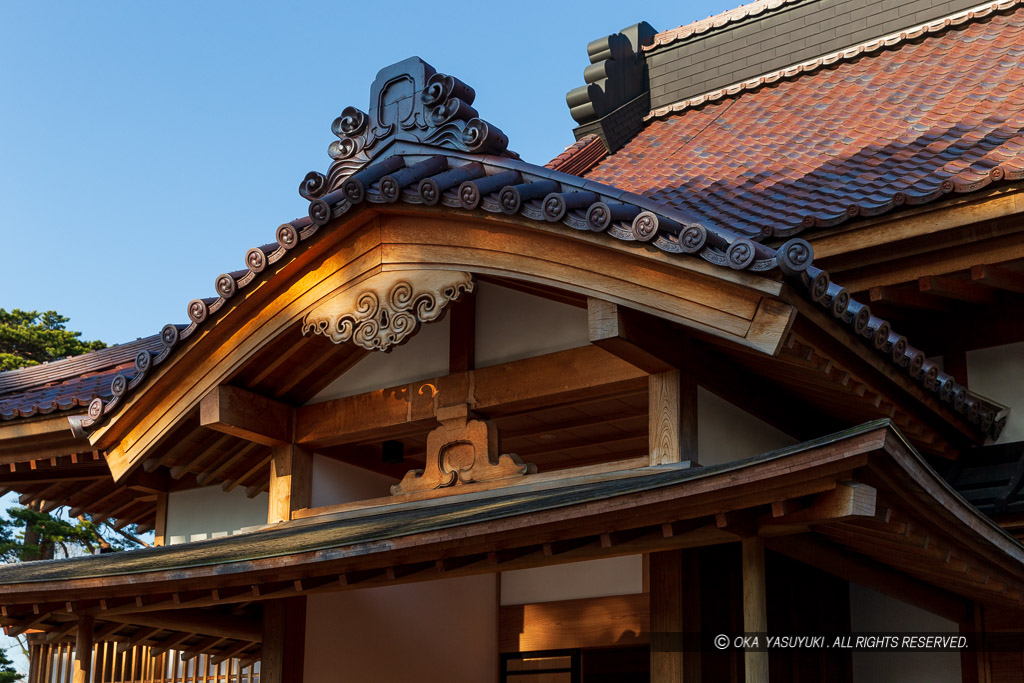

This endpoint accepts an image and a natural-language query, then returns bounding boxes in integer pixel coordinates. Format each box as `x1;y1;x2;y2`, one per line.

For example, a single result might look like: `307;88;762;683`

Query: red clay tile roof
585;2;1024;239
0;336;163;421
545;135;609;176
646;0;804;50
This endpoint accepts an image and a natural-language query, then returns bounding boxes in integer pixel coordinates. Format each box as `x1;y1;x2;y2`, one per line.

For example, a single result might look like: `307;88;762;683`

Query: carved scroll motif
391;404;536;496
302;270;473;352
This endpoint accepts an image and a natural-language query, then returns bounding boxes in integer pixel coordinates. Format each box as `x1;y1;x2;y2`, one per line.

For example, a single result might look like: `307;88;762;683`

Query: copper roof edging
645;0;806;51
646;0;1024;121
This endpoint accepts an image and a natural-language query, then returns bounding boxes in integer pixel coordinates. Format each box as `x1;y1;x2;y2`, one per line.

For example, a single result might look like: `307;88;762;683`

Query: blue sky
0;1;740;347
0;3;741;671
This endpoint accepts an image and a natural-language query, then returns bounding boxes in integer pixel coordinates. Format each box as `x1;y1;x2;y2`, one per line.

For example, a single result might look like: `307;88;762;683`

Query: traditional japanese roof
0;336;162;421
585;1;1024;239
0;422;1020;619
0;56;967;443
647;0;803;50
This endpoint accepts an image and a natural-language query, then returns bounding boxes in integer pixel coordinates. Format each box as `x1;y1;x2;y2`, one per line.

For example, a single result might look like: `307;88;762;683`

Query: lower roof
1;420;1021;620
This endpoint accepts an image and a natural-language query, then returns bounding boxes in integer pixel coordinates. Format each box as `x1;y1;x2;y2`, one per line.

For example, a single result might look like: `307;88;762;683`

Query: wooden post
261;597;306;683
650;549;701;681
742;538;768;683
649;370;697;466
650;550;683;681
72;615;94;683
268;444;312;524
153;492;168;547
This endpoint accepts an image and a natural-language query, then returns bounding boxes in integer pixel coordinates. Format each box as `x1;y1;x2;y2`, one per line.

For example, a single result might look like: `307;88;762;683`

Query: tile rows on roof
646;0;805;51
0;364;132;421
585;2;1024;239
0;335;162;395
0;335;164;422
544;135;609;176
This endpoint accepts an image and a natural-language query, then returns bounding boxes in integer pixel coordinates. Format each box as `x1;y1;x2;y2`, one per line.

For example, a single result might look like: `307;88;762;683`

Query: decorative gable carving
300;57;515;199
391;403;536;496
302;270;473;352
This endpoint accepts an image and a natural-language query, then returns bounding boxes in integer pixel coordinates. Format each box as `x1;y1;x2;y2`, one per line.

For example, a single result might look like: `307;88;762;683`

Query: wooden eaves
0;421;1021;637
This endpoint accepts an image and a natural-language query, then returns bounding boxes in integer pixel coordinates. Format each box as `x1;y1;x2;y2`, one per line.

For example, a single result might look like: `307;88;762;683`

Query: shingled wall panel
648;0;986;111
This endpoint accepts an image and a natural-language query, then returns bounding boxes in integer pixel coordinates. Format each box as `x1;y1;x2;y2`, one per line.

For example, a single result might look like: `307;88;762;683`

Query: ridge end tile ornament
299;57;516;201
391;403;536;496
302;270;474;352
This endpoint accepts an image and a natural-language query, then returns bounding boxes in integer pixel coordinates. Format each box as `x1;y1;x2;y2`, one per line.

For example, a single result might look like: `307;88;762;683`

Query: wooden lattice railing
28;642;259;683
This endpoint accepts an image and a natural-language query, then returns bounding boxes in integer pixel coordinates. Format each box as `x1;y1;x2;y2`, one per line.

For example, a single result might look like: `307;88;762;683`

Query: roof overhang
1;420;1022;631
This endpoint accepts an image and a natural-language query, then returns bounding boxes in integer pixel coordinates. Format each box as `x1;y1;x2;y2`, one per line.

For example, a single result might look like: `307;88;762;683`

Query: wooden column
650;549;701;682
262;597;307;683
268;444;312;524
71;615;94;683
153;492;168;546
742;538;768;683
649;370;697;466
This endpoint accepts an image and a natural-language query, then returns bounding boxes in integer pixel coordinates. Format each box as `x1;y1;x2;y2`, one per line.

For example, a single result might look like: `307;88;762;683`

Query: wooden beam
268;444;312;524
294;345;647;448
649;370;697;467
261;598;305;683
760;482;877;533
71;615;93;683
96;610;261;643
499;593;649;652
587;298;682;373
200;385;293;447
766;535;971;623
919;276;995;305
742;538;768;683
971;263;1024;294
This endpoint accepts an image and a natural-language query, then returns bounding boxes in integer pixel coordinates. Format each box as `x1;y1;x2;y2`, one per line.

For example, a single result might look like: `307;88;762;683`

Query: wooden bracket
391;403;535;495
200;385;293;447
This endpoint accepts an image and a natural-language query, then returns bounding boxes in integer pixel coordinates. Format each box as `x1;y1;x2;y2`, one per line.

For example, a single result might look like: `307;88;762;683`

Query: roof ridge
646;0;1024;121
646;0;805;51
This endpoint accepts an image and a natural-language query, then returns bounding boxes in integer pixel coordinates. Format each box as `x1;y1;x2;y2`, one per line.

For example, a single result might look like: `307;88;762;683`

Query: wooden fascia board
0;425;891;603
0;415;90;464
809;185;1024;262
781;285;981;446
89;208;790;483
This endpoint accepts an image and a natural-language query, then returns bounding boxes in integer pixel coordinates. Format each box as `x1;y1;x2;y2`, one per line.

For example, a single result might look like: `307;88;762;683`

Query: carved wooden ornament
392;404;536;496
302;270;473;352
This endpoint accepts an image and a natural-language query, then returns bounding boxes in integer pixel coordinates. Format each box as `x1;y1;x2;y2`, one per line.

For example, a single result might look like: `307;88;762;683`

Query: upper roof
585;2;1024;239
647;0;804;50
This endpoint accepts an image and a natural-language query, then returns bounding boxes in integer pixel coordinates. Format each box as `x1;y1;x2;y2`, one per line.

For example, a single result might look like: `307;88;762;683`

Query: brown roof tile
0;336;163;421
585;3;1024;239
545;135;609;176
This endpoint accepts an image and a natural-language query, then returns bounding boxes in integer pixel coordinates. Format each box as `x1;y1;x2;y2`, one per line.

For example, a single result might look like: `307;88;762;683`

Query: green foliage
0;507;108;562
0;309;105;372
0;647;20;683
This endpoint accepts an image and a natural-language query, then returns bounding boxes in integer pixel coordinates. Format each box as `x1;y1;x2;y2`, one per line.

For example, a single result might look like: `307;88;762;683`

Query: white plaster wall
304;575;497;683
500;555;643;606
849;583;960;683
309;315;450;403
475;281;589;368
165;486;267;544
310;454;396;508
697;387;796;466
967;341;1024;443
